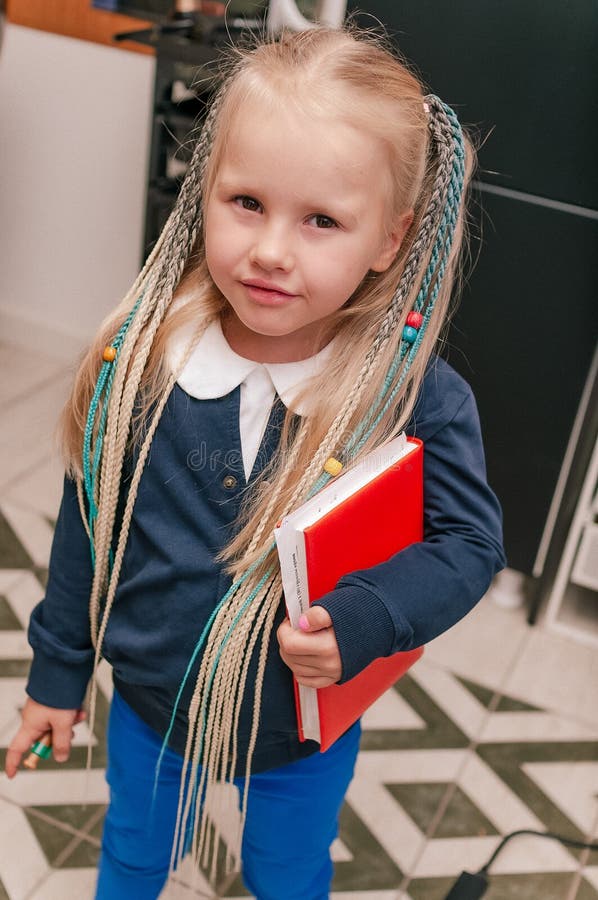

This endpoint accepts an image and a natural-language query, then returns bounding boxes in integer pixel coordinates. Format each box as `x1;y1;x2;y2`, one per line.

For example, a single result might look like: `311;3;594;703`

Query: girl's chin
223;313;323;362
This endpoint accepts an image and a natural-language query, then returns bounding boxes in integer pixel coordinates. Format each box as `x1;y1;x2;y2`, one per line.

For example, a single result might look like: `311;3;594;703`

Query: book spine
274;522;320;743
274;523;309;627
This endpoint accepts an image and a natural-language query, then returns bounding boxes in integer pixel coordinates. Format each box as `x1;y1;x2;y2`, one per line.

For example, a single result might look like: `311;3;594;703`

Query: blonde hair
61;26;473;889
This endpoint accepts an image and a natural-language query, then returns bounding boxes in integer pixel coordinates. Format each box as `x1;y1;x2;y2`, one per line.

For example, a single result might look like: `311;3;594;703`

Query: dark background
103;0;598;577
347;1;598;575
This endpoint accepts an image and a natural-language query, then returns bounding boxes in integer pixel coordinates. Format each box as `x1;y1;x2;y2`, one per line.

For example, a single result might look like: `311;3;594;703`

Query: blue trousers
96;691;360;899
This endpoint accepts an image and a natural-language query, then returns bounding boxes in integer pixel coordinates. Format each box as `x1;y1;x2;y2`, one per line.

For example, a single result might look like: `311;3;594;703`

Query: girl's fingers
283;661;332;677
51;722;73;763
5;726;41;778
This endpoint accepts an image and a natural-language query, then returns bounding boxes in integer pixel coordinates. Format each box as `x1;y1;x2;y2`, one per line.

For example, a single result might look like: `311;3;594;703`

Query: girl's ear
371;209;415;273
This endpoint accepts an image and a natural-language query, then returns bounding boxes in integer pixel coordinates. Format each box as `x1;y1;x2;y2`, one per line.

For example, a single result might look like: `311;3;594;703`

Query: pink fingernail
298;615;309;631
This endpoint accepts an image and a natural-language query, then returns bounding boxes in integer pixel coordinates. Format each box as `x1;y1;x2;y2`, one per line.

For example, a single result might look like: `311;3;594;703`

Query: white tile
0;631;32;660
490;833;578;874
458;754;546;834
0;342;66;409
0;569;29;594
26;867;98;900
361;686;425;731
355;749;466;784
2;454;64;521
412;833;577;878
584;867;598;891
2;569;44;629
522;761;598;835
0;678;27;736
0;797;49;900
411;835;499;878
0;710;23;748
486;567;527;610
501;624;598;727
0;499;55;568
424;593;531;693
480;710;598;743
0;371;71;491
410;663;488;740
0;768;108;807
331;836;353;862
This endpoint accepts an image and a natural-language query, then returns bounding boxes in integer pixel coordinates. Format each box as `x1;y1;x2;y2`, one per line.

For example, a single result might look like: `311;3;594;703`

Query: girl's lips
241;282;298;305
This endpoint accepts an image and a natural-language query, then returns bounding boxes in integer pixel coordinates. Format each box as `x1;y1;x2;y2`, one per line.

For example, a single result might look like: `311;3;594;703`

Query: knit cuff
26;649;93;710
313;584;399;684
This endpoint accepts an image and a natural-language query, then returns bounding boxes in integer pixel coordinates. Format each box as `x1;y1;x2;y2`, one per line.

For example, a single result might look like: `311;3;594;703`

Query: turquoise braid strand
82;295;144;567
347;102;465;457
152;549;274;803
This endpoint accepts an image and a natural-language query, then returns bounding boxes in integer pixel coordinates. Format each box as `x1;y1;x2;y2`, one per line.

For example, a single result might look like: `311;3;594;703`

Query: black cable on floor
442;828;598;899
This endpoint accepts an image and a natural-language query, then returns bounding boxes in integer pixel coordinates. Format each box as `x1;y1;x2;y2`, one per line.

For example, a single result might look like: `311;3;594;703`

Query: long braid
81;83;232;767
84;76;231;638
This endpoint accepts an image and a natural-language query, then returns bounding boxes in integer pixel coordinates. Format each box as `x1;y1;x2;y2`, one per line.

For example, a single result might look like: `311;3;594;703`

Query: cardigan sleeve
26;476;96;708
313;358;506;684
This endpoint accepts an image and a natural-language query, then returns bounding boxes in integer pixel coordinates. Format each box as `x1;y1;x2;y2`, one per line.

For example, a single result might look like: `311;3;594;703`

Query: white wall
0;25;155;359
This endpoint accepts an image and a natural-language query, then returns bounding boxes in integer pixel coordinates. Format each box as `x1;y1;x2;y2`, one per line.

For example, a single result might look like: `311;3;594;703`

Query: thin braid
243;424;311;557
86;80;230;641
371;96;454;351
84;319;210;765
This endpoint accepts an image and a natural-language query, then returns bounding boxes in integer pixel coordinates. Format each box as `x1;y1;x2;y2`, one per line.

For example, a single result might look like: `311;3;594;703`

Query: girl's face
205;102;410;363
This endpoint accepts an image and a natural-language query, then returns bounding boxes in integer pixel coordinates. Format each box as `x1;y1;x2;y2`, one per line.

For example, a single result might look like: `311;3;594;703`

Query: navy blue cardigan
26;357;505;773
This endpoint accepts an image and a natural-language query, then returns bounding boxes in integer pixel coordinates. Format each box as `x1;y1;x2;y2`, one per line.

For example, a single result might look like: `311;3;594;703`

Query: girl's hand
4;698;86;779
277;607;342;688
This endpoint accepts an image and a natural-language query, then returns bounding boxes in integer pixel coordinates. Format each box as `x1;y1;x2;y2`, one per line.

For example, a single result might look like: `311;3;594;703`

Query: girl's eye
233;195;261;212
309;214;338;229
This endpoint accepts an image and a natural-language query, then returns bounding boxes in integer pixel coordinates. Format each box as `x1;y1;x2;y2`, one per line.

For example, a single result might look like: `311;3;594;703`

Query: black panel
348;0;598;210
445;190;598;571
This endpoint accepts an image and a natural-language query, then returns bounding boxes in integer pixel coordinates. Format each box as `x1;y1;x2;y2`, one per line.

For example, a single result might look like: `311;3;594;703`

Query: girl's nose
249;222;294;272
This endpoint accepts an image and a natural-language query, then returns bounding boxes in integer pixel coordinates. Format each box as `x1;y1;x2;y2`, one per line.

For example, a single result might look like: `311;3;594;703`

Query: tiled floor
1;339;597;900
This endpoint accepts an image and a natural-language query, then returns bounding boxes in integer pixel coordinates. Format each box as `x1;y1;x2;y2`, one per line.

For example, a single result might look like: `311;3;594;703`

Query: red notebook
274;434;424;752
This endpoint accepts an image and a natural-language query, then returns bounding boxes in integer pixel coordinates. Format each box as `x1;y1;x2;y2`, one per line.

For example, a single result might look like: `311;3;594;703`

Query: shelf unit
142;33;222;258
541;347;598;647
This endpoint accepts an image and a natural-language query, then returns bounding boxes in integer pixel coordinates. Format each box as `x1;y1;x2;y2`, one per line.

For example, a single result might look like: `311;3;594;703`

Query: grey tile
476;741;598;862
386;783;499;839
0;511;33;569
58;836;101;869
331;802;403;892
0;595;22;630
360;676;469;752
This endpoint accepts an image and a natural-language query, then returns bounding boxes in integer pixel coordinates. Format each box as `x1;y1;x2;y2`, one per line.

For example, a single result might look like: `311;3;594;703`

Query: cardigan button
222;474;238;490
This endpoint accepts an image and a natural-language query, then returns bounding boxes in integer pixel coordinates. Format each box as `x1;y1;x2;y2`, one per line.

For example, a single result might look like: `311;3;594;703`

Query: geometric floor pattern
1;340;597;899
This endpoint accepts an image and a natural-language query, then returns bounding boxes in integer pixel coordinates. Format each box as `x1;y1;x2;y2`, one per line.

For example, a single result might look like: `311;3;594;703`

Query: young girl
6;26;504;900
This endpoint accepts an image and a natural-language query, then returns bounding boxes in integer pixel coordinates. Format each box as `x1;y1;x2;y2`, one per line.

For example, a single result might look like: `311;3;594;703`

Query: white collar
167;318;333;415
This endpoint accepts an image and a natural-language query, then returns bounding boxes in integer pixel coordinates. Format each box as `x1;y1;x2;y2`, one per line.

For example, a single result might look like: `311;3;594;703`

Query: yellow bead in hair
102;346;117;362
324;457;343;477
